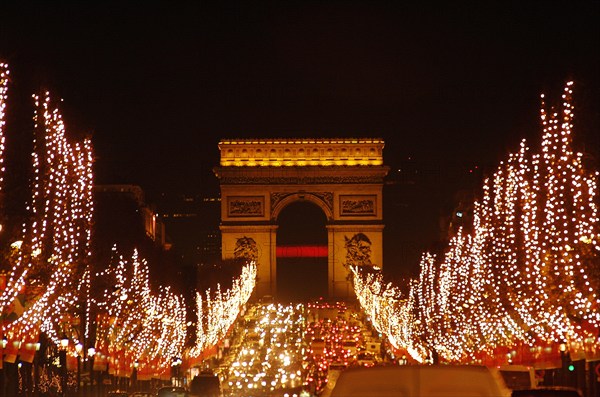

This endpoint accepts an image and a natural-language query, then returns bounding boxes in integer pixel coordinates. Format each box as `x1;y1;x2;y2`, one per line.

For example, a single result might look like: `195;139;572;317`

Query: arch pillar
220;224;278;298
327;224;385;297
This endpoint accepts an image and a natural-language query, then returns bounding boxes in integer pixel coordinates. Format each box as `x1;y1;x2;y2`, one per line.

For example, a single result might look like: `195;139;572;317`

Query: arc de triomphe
213;138;388;298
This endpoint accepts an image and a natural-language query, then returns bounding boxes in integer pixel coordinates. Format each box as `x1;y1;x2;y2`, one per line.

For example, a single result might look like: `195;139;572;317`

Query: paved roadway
214;300;385;397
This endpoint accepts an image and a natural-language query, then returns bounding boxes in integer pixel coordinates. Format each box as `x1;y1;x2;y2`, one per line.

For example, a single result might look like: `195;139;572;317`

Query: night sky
1;2;599;278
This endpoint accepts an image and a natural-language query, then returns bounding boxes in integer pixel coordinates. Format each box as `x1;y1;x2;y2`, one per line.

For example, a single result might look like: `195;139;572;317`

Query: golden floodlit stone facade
214;138;388;298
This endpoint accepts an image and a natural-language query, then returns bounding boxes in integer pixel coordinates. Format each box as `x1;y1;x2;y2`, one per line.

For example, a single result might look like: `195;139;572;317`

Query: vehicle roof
195;371;218;376
512;386;583;397
331;365;512;397
156;386;189;397
496;365;534;371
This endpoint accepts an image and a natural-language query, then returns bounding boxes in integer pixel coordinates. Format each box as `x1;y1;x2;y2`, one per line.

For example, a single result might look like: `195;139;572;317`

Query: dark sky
1;2;599;277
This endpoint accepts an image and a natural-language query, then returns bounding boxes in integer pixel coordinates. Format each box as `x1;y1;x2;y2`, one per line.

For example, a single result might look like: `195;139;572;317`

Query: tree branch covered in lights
0;63;8;199
0;90;94;354
190;261;257;358
353;82;600;364
93;247;187;377
0;72;187;375
351;266;428;362
0;68;219;376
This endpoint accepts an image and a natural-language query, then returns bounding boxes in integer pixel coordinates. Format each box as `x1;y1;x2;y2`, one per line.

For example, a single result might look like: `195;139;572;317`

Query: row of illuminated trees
354;81;600;366
0;62;256;393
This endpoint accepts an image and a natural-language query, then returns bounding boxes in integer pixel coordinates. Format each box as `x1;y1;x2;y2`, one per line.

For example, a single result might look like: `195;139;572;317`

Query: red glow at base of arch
276;245;328;257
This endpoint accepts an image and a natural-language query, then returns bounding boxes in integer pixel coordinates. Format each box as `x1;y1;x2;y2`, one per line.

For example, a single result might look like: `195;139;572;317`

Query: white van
330;365;511;397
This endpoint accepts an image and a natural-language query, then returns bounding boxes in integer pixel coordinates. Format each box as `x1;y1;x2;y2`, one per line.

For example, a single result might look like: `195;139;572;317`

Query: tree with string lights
353;81;600;365
0;83;94;395
92;246;187;385
189;261;256;364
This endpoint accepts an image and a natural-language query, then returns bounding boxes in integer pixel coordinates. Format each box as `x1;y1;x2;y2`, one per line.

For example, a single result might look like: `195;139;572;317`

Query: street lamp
75;342;83;396
558;342;571;386
87;347;95;397
133;360;139;392
59;336;69;397
1;336;6;397
171;357;182;387
33;342;41;396
559;343;567;353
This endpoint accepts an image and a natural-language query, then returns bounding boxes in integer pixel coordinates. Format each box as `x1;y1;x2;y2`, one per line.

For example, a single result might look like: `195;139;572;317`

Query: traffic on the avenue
207;299;386;397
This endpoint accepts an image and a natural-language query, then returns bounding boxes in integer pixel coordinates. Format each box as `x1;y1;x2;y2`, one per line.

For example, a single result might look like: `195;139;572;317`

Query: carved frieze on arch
233;236;259;262
270;191;334;221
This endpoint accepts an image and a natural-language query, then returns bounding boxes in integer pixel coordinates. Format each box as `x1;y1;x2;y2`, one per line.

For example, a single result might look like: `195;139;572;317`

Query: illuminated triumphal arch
213;138;389;298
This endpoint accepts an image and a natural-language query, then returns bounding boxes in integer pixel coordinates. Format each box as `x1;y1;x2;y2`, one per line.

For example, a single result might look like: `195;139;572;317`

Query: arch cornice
270;191;334;221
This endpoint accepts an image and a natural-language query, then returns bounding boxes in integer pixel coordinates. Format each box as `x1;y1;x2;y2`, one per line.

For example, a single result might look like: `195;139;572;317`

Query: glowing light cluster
93;247;187;377
0;90;94;357
0;70;241;375
222;302;306;394
190;261;257;358
0;68;195;379
0;63;8;194
351;267;427;362
353;82;600;364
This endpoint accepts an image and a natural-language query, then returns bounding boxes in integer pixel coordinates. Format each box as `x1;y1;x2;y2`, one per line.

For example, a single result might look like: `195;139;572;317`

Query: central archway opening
276;200;328;302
